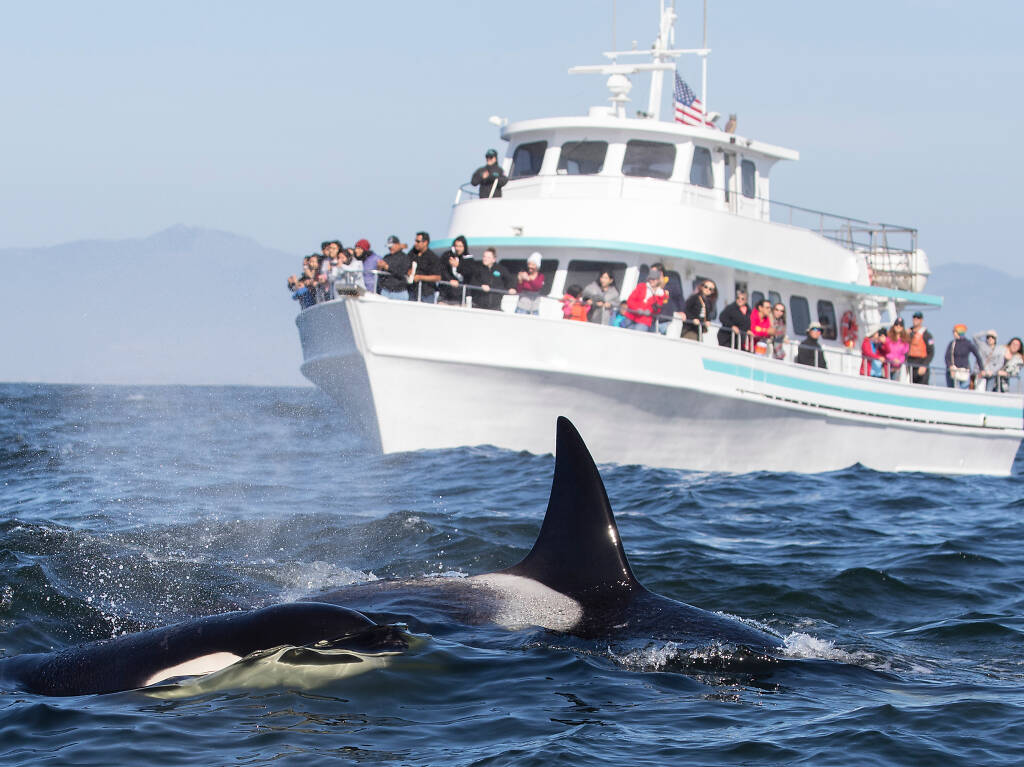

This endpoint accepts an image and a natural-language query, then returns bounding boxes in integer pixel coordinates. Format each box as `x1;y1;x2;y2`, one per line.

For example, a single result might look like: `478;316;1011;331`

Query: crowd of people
286;239;1022;393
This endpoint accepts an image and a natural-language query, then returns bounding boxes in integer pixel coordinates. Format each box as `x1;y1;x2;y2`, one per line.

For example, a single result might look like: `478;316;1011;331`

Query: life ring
840;310;859;347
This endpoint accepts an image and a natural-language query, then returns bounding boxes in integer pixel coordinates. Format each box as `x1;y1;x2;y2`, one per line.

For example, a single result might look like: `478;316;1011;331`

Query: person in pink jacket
885;318;910;380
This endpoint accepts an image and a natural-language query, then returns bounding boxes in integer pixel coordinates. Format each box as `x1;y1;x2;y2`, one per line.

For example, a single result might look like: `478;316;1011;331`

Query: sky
2;0;1022;275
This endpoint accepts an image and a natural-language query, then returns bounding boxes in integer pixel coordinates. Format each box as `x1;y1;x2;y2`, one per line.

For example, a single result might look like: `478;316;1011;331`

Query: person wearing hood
944;323;983;388
515;252;546;315
438;235;471;305
973;329;1006;391
471;149;508;199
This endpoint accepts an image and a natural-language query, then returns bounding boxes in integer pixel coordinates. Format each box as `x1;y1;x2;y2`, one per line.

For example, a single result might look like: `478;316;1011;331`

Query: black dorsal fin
503;417;643;599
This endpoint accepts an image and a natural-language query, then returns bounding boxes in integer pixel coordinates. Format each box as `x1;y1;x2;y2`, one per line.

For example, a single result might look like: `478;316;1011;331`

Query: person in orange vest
906;311;935;384
561;284;590;321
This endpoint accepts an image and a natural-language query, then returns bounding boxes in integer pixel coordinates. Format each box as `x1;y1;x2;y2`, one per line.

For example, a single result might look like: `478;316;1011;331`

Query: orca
311;417;782;652
0;602;407;696
1;416;778;697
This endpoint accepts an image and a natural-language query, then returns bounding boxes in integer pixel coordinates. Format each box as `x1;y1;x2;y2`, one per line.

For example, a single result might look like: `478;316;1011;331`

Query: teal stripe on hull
434;234;942;306
701;358;1021;419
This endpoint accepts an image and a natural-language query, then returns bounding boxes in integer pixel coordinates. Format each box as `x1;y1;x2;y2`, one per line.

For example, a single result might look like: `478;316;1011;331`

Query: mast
569;0;710;123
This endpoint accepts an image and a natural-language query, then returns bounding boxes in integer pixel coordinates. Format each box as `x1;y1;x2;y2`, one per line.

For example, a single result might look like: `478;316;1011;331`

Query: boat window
817;300;838;340
768;290;782;307
751;291;765;307
622;140;676;180
741;159;756;198
557;141;608;175
790;295;811;334
498;258;558;295
509;141;547;179
689;146;714;189
566;260;626;295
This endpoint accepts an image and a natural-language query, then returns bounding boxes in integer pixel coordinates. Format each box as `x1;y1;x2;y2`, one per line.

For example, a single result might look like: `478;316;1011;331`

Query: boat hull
297;297;1022;476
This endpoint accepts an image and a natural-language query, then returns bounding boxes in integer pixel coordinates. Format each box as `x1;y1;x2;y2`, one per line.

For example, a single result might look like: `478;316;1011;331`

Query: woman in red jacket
860;328;889;377
622;268;668;330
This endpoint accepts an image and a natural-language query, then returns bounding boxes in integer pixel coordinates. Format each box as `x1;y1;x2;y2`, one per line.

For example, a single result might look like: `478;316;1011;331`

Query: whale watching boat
295;2;1023;475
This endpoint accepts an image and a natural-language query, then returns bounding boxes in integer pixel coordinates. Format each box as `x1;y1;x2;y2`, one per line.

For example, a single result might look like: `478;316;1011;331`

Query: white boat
295;3;1023;475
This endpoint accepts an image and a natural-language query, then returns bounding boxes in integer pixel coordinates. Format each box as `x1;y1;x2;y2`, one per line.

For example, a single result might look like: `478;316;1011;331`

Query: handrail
297;288;1021;394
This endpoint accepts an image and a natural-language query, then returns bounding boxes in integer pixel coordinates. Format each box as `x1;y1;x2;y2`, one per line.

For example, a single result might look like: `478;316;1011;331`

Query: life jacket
909;328;928;358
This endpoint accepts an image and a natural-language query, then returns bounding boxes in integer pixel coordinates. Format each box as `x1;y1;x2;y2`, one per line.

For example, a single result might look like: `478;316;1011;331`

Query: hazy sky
3;0;1022;274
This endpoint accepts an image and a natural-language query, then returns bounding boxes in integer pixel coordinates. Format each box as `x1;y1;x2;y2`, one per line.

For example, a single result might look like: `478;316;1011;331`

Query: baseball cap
485;148;498;158
386;235;400;245
912;311;923;319
807;322;823;332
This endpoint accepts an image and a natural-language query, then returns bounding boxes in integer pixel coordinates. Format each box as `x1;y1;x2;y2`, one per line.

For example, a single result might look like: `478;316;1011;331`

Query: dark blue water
1;383;1022;766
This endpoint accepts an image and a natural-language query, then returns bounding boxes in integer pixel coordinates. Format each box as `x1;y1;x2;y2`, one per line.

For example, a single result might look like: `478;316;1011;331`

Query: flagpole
700;0;708;125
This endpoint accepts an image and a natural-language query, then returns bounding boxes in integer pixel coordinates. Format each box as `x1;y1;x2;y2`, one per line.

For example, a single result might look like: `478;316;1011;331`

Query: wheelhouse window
509;141;547;179
622;140;676;180
689;146;714;189
566;260;626;295
790;295;811;335
498;258;559;295
768;290;782;307
741;159;756;198
557;141;608;175
751;290;765;307
817;300;838;340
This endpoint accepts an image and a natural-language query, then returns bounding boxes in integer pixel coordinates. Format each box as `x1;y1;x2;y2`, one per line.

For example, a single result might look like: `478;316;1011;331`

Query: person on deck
770;302;788;359
682;280;716;341
906;311;935;385
515;252;546;315
860;327;889;377
377;235;413;301
408;231;442;303
748;299;773;352
650;264;685;335
796;322;827;368
353;239;380;293
582;270;620;326
974;329;1006;392
885;319;910;380
468;248;516;310
471;149;508;199
438;235;471;305
717;290;750;349
622;268;668;331
944;324;983;389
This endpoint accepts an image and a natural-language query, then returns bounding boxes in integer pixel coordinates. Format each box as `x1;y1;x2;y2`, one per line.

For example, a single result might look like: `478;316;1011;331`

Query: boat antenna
701;0;709;125
568;0;710;122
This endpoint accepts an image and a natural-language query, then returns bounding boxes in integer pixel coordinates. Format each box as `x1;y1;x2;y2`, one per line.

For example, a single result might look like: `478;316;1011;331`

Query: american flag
674;72;713;127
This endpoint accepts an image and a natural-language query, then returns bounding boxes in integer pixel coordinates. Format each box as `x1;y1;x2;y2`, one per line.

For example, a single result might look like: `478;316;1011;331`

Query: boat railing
301;284;1022;394
453;177;923;290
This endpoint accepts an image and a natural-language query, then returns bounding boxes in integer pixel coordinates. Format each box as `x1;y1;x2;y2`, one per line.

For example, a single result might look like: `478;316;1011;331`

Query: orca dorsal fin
503;417;643;599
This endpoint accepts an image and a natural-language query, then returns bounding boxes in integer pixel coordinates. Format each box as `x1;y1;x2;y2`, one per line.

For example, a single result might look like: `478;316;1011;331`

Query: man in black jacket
717;290;750;349
408;231;442;303
796;322;828;368
377;235;412;300
471;149;508;199
469;248;516;310
906;311;935;385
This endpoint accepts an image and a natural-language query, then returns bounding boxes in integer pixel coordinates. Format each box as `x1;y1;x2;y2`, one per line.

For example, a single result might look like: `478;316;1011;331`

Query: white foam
467;573;583;631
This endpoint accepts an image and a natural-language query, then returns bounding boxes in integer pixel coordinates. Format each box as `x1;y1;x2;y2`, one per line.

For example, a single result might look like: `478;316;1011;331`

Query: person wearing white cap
795;322;827;368
515;252;545;315
974;328;1006;391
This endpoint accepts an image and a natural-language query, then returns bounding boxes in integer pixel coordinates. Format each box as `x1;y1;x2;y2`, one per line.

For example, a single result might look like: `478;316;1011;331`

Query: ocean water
1;383;1023;766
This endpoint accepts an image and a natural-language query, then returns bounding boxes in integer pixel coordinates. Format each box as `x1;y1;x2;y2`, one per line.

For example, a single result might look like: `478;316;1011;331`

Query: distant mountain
0;225;310;386
923;262;1024;346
